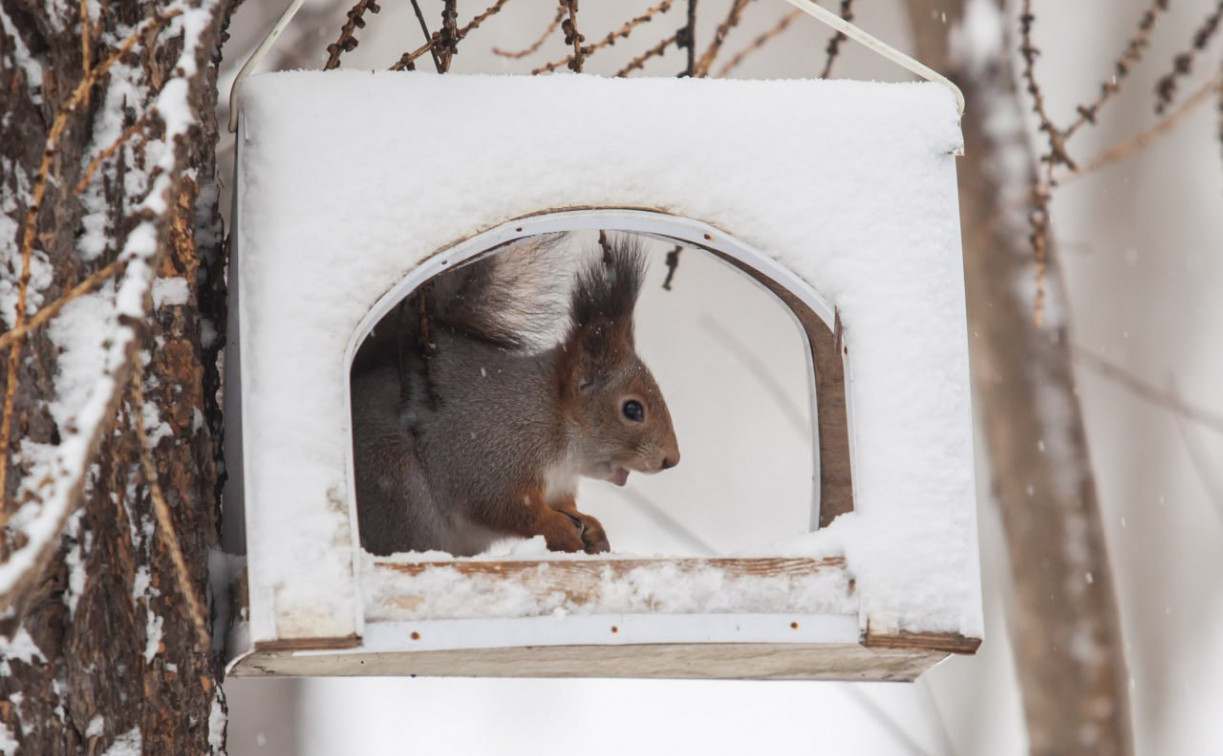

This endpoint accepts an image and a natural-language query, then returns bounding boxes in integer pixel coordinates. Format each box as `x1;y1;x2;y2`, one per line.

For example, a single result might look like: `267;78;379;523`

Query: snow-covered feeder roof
224;72;980;679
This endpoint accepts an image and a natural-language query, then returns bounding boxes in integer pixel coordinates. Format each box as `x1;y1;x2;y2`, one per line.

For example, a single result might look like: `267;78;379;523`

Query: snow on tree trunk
0;1;234;752
906;1;1134;754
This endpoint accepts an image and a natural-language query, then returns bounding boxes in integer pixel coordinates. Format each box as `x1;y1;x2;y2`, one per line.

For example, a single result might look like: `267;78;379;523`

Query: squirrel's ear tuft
570;234;646;331
559;234;646;396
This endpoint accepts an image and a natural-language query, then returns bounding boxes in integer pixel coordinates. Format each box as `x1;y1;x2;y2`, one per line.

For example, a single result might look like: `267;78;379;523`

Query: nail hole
790;622;799;630
611;626;619;634
702;233;713;241
410;631;421;640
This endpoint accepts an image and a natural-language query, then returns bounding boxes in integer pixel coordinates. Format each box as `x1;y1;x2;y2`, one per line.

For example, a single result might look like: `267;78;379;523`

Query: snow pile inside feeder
234;72;979;642
361;548;856;622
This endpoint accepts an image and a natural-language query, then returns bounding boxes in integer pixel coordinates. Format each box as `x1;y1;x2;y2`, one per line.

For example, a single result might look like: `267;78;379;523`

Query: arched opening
345;208;853;557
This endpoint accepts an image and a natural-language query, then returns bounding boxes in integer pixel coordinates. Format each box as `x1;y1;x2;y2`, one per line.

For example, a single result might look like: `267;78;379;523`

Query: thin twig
1076;76;1220;176
408;0;443;72
1065;0;1170;136
1072;345;1223;436
694;0;754;77
698;315;808;440
973;77;1217;251
1017;2;1060;325
439;0;459;72
662;245;682;290
79;0;91;95
682;0;697;76
1;10;180;513
131;368;211;649
494;6;562;58
324;0;383;71
533;0;675;75
1171;393;1223;527
75;111;154;194
615;32;679;76
391;0;513;72
560;0;584;72
818;0;854;79
0;259;128;353
716;8;800;78
1154;1;1222;115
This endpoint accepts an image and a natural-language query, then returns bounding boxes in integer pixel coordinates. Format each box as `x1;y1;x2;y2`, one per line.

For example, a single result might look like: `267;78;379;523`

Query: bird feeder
222;4;981;681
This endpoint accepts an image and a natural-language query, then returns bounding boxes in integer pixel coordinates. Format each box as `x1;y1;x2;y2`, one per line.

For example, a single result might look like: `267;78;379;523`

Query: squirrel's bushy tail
425;233;572;350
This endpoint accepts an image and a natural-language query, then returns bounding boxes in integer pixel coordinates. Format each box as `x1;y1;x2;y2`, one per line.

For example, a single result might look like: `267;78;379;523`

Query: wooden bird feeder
222;4;981;681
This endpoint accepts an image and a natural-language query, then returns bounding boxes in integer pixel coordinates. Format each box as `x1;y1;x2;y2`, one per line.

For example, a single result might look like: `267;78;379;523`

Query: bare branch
324;0;383;71
1154;1;1222;115
615;32;680;77
131;369;210;649
662;245;682;290
1065;0;1170;136
2;10;181;513
494;6;563;59
1072;345;1223;436
682;0;698;76
534;0;676;75
1076;76;1220;177
716;8;800;77
818;0;854;79
391;0;514;72
74;111;154;195
0;259;128;355
560;0;585;72
1171;396;1223;527
439;0;459;71
409;0;443;72
693;0;754;77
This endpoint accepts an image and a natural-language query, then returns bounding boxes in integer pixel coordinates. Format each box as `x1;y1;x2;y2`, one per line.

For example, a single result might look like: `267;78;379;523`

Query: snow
0;7;44;105
0;722;16;756
208;689;226;755
152;277;191;308
0;627;45;667
0;1;224;603
102;728;141;756
234;73;978;640
62;509;87;615
362;550;855;622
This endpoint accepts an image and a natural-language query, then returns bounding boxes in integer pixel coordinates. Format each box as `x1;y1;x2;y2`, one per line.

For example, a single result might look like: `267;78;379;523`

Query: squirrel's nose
660;452;679;470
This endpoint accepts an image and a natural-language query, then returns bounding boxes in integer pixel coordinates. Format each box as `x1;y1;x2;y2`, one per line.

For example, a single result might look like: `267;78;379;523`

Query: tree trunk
1;1;235;752
905;1;1133;754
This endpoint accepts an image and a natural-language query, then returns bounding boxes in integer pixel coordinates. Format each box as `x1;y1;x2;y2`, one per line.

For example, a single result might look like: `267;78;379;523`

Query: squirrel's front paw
556;510;610;555
575;512;609;554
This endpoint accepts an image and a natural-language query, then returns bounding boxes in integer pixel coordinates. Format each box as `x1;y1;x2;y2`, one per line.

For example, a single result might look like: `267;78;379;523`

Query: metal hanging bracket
228;0;965;133
781;0;965;115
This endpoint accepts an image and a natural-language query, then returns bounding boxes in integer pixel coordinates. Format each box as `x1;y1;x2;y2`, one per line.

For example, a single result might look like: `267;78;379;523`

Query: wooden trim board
229;642;950;682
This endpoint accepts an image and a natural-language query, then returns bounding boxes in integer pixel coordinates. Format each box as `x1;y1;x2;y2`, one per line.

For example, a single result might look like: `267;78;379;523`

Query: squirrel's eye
622;399;645;422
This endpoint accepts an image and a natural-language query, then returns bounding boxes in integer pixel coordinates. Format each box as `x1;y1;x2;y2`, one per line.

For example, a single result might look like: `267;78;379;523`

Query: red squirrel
351;233;680;556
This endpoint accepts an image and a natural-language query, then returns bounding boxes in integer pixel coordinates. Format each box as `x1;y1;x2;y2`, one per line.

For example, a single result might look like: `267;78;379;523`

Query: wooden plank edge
862;627;982;655
253;634;362;652
228;641;949;682
373;555;847;577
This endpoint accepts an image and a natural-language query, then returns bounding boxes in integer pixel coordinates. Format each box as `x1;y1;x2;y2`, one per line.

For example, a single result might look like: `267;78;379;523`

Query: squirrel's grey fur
351;233;679;556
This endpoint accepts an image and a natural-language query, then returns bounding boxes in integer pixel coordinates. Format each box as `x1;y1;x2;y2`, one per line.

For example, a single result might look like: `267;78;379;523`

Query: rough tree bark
905;1;1134;754
0;1;235;752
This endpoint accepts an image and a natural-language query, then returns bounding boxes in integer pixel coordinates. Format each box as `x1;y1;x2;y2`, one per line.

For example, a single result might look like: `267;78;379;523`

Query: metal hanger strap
228;0;965;133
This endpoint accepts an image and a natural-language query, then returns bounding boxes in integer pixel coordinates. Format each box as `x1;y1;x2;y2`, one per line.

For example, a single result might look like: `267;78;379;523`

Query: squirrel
351;233;681;557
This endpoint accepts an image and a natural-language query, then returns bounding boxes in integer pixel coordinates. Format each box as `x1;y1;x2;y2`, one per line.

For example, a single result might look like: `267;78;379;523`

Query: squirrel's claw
560;510;610;555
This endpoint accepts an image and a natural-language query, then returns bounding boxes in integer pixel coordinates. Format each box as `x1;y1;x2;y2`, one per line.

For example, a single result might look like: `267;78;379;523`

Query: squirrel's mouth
609;466;629;487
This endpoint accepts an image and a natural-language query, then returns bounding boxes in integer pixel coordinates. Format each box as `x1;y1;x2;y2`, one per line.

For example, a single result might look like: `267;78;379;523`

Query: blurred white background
219;1;1223;754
